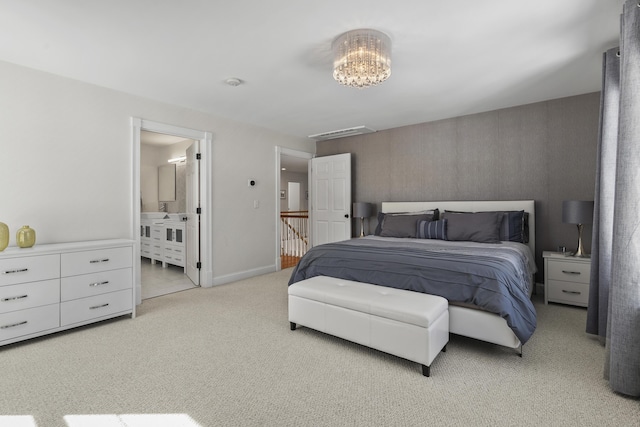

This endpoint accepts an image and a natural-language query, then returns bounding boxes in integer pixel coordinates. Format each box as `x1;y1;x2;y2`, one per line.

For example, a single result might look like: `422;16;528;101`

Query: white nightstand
543;251;591;307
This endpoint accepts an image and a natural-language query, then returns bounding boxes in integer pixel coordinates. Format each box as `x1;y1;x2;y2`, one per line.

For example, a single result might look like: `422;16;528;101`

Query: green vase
16;225;36;248
0;222;8;252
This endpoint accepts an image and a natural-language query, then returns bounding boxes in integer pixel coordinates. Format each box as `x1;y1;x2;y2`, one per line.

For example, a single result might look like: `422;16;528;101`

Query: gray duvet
288;236;537;344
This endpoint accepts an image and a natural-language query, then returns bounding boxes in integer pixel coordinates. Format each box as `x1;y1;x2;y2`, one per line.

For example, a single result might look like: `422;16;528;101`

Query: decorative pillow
441;211;502;243
374;209;439;237
378;213;434;238
445;210;528;243
500;211;526;243
417;219;448;240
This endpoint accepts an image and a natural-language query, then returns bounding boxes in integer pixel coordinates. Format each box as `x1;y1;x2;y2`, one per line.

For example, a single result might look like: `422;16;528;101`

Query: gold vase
0;222;8;252
16;225;36;248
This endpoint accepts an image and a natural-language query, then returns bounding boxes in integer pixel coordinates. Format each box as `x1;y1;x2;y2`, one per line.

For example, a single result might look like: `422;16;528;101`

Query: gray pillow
441;211;502;243
379;213;434;238
374;210;438;236
445;210;528;243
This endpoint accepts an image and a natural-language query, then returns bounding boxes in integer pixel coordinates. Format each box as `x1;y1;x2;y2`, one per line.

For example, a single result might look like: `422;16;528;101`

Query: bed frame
379;200;536;352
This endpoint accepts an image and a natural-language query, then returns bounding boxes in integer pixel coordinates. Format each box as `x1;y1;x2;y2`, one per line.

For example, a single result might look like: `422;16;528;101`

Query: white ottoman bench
288;276;449;377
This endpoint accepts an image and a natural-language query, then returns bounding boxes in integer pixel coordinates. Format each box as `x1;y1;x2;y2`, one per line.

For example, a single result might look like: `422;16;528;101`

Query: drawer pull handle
1;320;27;329
89;258;110;264
561;270;581;275
2;268;28;275
1;294;28;302
89;281;109;287
89;303;110;310
562;290;581;295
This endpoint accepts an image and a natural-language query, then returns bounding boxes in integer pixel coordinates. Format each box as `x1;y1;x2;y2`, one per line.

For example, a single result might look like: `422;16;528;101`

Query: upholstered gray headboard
381;200;535;256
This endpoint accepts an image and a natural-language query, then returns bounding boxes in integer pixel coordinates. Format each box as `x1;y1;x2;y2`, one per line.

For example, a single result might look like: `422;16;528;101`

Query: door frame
131;118;214;305
275;146;313;271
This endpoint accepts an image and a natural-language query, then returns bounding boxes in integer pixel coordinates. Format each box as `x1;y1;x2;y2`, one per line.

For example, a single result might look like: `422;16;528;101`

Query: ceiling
0;1;624;139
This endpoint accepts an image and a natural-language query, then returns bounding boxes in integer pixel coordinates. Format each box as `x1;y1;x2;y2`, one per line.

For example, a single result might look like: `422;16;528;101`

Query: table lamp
562;200;594;257
352;202;373;237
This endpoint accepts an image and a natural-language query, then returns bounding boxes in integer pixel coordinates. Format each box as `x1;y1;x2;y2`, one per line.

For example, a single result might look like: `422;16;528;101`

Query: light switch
253;200;259;209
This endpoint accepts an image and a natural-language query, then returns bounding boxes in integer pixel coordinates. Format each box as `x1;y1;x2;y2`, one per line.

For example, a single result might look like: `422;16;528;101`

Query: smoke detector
225;77;243;87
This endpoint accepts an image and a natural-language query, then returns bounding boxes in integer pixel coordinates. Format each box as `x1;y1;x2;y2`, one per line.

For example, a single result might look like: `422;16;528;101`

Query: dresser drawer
61;268;132;302
61;247;132;277
164;254;184;266
164;245;184;257
0;254;60;286
164;245;185;266
0;304;59;342
150;244;163;259
151;225;164;241
60;289;132;326
547;259;591;284
547;280;589;306
0;279;60;314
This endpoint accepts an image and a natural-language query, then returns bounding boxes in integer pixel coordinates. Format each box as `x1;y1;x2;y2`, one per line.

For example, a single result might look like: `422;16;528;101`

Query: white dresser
0;239;135;346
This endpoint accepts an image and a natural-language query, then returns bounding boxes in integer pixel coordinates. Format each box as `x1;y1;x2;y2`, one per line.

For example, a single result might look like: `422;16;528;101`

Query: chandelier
332;29;392;89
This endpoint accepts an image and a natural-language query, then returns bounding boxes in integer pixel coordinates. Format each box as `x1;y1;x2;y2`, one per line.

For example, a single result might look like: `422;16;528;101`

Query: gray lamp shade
353;202;373;218
562;200;594;224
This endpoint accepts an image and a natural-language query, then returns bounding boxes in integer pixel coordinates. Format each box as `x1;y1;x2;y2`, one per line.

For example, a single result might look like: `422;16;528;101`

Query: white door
186;141;200;286
310;153;351;246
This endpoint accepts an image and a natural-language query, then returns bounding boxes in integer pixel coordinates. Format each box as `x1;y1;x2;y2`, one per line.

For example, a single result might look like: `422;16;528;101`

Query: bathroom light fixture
332;29;391;89
167;156;186;163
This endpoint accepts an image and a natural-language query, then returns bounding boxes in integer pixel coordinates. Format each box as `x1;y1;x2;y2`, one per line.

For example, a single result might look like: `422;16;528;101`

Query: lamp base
573;223;589;257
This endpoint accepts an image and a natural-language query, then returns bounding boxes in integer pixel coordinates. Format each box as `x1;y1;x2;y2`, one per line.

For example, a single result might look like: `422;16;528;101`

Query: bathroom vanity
140;213;186;269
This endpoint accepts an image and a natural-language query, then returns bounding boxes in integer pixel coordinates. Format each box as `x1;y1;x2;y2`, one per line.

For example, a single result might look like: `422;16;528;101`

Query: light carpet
1;268;638;427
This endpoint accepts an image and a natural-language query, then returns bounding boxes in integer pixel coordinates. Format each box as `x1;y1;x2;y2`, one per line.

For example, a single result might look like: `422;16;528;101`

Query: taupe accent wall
316;92;600;278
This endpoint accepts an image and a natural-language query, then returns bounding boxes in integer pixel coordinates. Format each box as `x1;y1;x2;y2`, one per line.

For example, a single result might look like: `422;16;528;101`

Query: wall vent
308;125;376;141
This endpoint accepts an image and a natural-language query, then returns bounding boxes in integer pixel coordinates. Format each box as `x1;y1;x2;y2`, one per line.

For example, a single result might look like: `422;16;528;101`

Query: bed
289;200;537;352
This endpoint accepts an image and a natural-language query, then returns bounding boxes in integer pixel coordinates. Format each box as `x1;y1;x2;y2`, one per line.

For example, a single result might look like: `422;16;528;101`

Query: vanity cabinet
139;214;186;269
140;219;151;259
164;221;185;267
0;240;135;347
149;221;165;265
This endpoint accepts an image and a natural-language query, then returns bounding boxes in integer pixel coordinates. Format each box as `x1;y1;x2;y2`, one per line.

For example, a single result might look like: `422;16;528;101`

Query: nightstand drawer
547;259;590;284
547;280;589;306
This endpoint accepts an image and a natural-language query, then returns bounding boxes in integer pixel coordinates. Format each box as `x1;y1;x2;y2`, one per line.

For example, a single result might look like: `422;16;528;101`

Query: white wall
0;60;314;281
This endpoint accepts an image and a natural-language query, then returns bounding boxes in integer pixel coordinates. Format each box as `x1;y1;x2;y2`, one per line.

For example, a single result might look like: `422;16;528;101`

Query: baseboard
212;264;277;286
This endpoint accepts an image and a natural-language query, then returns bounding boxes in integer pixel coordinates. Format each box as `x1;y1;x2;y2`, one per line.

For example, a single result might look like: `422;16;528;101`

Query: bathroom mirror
158;164;176;202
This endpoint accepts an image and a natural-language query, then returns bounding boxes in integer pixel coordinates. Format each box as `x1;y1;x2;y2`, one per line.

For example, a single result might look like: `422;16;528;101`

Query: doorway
139;131;196;299
276;147;313;271
131;118;213;306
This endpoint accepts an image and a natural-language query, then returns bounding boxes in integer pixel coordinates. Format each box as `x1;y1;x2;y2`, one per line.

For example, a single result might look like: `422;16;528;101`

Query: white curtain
587;0;640;397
